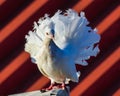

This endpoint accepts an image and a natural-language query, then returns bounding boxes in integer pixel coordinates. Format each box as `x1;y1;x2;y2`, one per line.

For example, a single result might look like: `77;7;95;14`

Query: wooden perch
9;87;70;96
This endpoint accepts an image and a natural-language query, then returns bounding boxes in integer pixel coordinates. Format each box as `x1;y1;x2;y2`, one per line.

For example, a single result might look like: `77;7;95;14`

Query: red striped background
0;0;120;96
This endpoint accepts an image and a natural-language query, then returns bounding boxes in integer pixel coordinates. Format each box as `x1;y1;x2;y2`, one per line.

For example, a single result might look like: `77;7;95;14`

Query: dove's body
36;37;78;83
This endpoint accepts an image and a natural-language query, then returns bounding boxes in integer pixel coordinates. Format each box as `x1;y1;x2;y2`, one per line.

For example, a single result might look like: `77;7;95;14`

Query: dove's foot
41;84;54;92
60;83;69;93
41;83;68;93
53;83;67;90
59;83;65;90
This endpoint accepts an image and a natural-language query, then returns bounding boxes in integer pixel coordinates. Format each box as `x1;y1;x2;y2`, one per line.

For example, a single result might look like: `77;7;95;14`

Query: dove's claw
53;83;66;89
61;83;65;90
46;84;54;90
41;84;54;92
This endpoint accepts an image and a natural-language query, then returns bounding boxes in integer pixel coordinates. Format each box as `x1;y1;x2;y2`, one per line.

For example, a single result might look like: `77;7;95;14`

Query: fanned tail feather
52;9;100;66
25;9;100;66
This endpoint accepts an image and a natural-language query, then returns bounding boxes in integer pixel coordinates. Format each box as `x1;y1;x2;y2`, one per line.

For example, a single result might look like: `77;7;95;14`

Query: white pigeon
25;9;100;91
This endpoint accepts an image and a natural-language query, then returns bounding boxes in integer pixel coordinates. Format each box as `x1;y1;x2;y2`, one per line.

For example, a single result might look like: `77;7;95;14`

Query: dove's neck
44;37;52;46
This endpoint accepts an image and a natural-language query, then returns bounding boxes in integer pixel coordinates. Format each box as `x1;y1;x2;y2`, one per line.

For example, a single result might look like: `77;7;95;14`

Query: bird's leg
61;82;65;89
41;79;55;92
57;81;66;89
46;82;55;90
61;82;69;93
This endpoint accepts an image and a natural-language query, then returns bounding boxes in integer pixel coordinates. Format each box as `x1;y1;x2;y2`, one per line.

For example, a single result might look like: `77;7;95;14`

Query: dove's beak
51;35;54;39
49;34;54;39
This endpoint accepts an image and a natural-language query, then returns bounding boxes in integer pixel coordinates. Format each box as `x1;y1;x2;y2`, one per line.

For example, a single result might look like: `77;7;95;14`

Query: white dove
25;9;100;91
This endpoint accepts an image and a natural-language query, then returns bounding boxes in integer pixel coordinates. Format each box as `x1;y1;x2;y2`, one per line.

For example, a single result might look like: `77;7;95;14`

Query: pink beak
50;34;54;39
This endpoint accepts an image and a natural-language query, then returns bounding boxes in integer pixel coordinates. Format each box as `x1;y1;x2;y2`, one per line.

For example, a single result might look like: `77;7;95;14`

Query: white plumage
25;9;100;90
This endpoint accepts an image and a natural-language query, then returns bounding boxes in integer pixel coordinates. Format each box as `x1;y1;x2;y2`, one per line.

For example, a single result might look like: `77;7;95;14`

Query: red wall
0;0;120;95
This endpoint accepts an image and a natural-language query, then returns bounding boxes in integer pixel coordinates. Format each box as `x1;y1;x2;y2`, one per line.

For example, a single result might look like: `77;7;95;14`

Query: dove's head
43;20;55;39
39;17;55;39
45;29;54;39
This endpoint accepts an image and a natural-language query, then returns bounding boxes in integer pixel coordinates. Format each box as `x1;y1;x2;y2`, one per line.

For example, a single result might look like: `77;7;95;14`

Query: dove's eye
46;32;49;35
